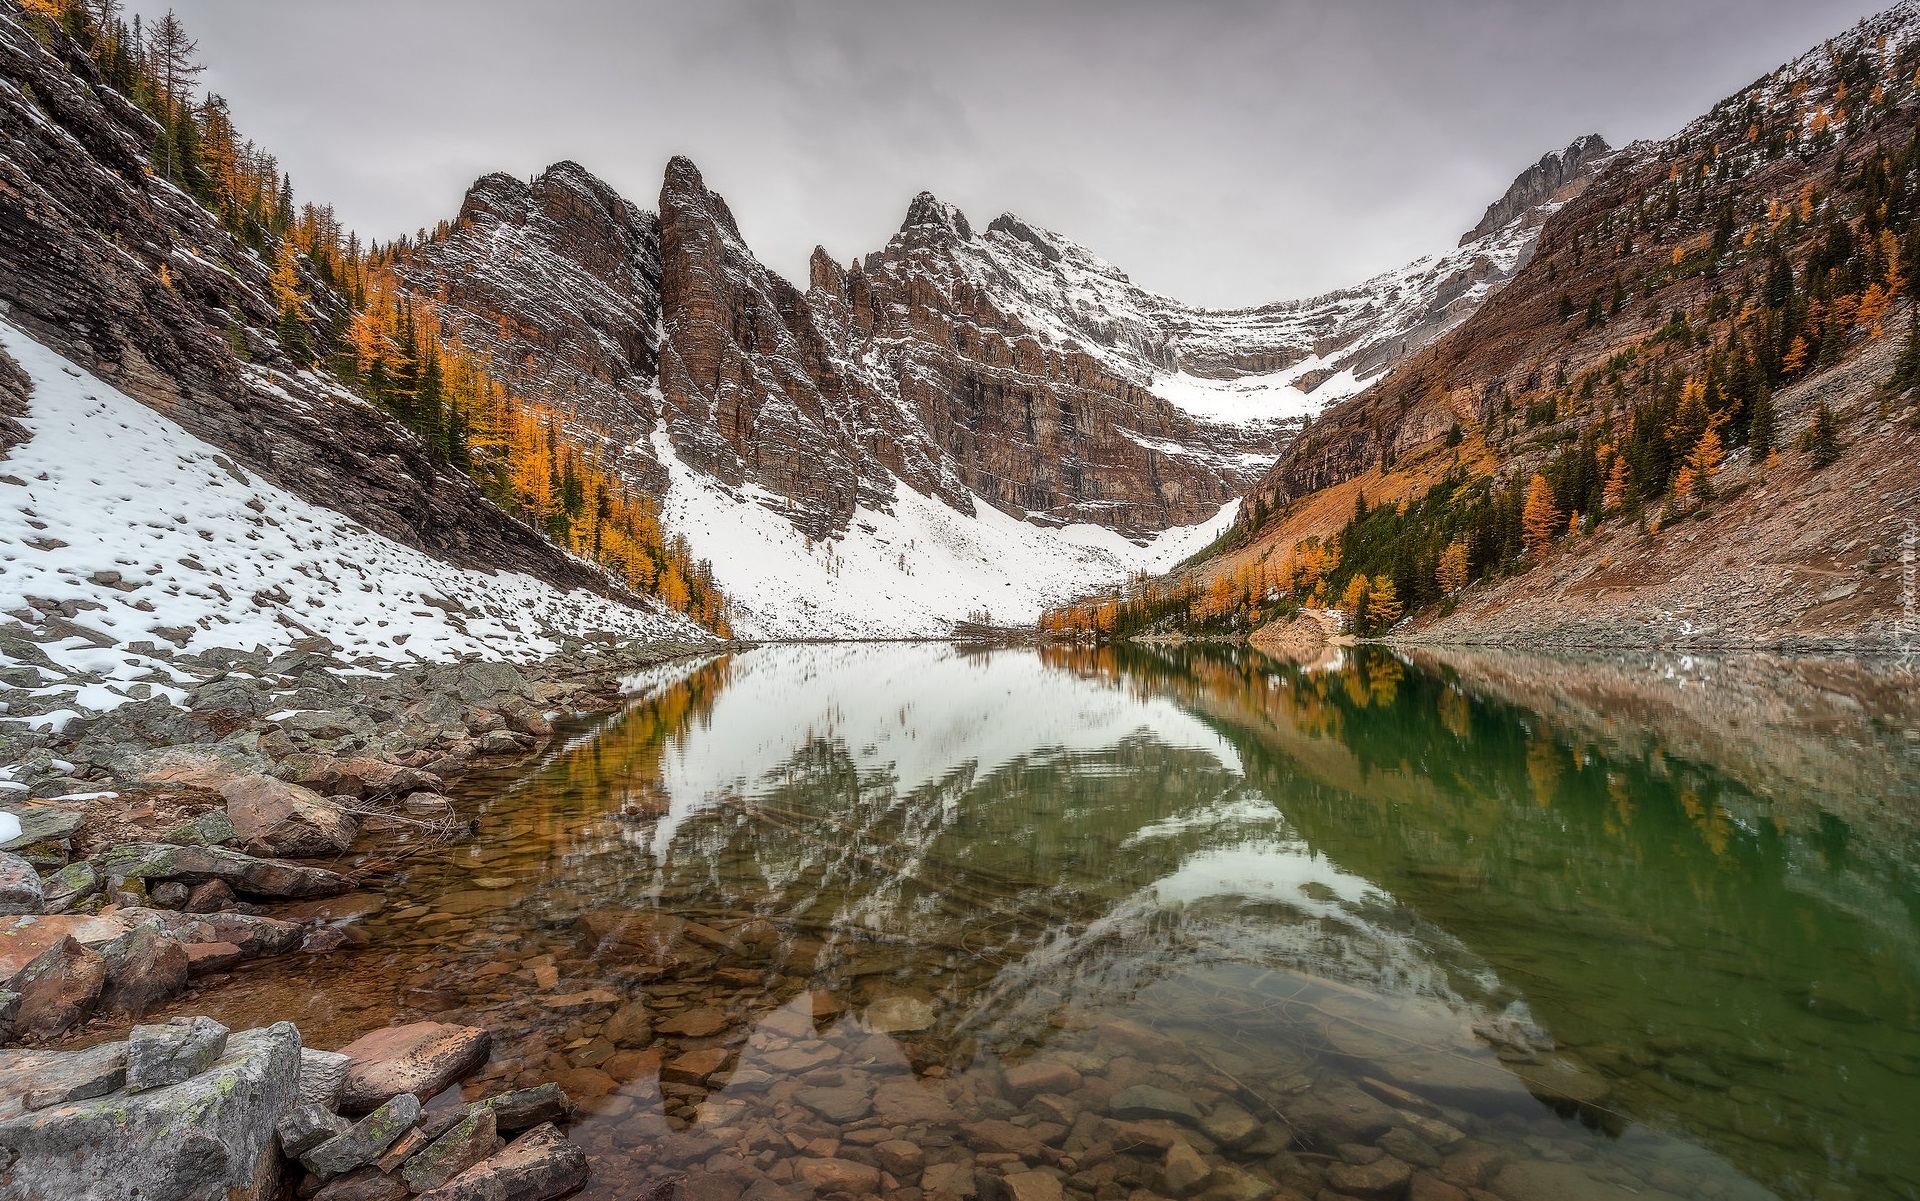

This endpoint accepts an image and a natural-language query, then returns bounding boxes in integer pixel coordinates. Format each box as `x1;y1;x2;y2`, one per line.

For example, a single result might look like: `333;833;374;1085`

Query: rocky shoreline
0;632;725;1199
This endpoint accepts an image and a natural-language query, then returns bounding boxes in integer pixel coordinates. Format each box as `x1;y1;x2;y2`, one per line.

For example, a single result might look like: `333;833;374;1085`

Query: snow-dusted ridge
0;322;710;729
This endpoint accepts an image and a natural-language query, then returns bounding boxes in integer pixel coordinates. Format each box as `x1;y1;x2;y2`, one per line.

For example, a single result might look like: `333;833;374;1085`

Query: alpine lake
153;642;1920;1201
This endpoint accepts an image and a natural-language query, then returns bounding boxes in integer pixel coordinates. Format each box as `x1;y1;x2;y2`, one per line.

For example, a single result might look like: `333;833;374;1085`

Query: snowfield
0;322;709;728
652;427;1235;639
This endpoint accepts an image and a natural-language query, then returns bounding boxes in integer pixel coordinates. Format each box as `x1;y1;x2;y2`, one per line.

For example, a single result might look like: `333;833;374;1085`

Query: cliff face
0;3;612;596
1461;135;1613;246
394;163;665;488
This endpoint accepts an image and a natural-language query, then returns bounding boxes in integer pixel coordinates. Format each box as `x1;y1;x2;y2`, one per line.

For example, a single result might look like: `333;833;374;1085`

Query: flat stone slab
0;914;130;982
93;843;352;899
0;1022;300;1201
336;1021;492;1114
0;1041;127;1116
0;806;85;853
1108;1084;1203;1126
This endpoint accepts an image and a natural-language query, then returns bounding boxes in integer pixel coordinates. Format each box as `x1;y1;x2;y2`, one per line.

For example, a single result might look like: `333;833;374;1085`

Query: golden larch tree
1521;474;1561;554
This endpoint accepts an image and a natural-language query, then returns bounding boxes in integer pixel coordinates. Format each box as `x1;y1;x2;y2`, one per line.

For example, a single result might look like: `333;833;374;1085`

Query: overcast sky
150;0;1886;308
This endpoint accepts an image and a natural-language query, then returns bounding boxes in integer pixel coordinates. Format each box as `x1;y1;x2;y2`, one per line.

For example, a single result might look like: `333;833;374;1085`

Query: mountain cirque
394;140;1611;543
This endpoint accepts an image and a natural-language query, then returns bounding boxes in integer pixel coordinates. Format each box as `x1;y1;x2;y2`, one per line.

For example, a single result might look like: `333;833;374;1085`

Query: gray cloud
154;0;1888;306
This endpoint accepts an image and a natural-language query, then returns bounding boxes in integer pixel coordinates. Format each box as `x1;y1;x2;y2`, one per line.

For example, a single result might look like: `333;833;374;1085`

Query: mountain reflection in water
155;643;1920;1201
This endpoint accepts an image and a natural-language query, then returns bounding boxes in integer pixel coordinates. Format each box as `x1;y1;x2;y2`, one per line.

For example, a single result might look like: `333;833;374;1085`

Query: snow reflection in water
160;643;1920;1201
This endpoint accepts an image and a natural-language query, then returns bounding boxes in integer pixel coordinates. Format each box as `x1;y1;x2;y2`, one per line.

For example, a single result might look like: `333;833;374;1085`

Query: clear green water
172;643;1920;1201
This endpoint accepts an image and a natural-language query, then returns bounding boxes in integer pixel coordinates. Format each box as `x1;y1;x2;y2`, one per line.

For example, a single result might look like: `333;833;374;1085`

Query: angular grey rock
0;853;42;915
92;843;352;899
40;861;99;913
403;1104;501;1193
0;990;17;1043
19;1040;127;1111
298;1047;354;1110
276;1103;352;1159
414;1123;588;1201
96;920;190;1018
302;1092;423;1182
160;810;238;847
150;881;191;908
126;1017;230;1092
482;1082;574;1134
0;1021;300;1201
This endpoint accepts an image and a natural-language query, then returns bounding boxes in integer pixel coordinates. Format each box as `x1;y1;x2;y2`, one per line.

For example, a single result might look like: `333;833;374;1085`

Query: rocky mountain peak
662;155;744;244
1460;133;1613;246
899;191;974;244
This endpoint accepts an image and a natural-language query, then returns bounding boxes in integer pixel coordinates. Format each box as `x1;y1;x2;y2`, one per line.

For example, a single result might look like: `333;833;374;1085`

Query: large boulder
96;920;190;1018
0;1021;301;1201
8;936;107;1042
92;844;352;899
219;776;357;859
336;1021;492;1115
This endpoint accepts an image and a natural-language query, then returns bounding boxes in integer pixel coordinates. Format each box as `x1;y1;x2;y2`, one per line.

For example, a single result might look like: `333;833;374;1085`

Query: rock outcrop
1461;134;1613;245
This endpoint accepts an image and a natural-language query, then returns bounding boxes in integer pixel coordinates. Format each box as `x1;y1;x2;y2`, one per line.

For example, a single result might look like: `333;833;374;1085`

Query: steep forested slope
1120;2;1920;651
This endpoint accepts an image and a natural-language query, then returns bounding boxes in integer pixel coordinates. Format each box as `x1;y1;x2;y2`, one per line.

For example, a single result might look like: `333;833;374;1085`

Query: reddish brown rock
9;936;107;1042
184;940;246;976
220;775;357;859
1002;1059;1082;1100
797;1157;882;1195
661;1047;730;1085
1325;1154;1414;1201
336;1021;493;1114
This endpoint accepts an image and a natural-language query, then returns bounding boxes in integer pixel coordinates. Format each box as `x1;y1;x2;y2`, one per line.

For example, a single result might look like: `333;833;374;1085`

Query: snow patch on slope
0;322;708;727
651;427;1233;640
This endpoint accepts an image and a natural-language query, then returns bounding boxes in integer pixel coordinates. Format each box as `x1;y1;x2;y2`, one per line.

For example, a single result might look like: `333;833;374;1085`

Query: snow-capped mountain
396;138;1609;635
